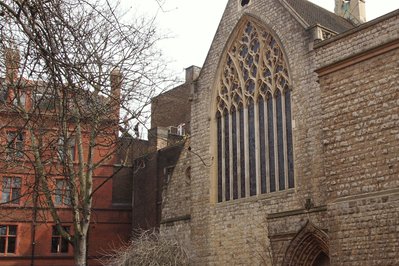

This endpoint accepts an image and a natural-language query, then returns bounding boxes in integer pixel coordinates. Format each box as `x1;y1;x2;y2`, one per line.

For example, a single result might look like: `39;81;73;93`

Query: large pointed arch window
216;20;294;202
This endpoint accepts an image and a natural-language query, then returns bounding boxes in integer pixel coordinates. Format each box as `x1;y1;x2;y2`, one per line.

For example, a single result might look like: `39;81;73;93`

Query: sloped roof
283;0;355;33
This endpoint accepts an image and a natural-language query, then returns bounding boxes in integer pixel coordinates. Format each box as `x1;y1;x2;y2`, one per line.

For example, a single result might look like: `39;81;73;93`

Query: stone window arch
214;18;294;202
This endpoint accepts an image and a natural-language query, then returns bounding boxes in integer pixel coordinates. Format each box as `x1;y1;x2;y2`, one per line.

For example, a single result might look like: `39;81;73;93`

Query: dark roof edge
307;23;339;35
314;9;399;49
151;82;189;102
279;0;309;28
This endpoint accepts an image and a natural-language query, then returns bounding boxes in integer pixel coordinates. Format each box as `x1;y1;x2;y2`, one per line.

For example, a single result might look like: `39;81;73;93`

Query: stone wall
314;10;399;70
132;144;185;230
160;141;192;247
316;14;399;264
320;49;399;199
159;1;399;265
187;0;327;264
328;192;399;265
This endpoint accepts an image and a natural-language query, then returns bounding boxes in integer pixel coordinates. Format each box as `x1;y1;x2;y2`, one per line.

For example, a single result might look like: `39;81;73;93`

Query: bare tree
0;0;174;265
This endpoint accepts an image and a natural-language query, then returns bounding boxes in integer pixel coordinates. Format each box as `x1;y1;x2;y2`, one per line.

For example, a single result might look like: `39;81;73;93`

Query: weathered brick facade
151;68;194;133
0;68;132;265
157;0;399;265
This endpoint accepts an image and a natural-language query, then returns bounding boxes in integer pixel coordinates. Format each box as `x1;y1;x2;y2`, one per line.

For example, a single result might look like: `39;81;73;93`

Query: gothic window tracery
216;20;294;202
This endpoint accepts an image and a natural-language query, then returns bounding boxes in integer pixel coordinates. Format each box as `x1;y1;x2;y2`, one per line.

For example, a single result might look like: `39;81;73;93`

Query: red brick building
0;50;132;266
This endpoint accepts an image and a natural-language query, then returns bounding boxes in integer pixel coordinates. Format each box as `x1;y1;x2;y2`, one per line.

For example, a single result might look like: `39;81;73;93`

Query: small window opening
164;166;174;185
241;0;250;7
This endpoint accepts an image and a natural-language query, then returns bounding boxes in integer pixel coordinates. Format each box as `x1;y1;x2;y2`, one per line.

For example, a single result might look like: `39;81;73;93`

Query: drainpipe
30;174;39;266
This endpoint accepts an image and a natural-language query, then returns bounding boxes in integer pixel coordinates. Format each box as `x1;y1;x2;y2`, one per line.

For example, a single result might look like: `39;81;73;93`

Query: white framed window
0;225;17;254
54;179;71;206
12;91;26;108
164;166;175;185
57;136;76;162
33;92;55;110
51;226;70;253
6;131;25;159
1;177;21;205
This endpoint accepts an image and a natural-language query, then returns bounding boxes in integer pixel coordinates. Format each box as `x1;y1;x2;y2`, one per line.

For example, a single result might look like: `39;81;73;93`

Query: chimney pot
110;67;122;119
5;48;20;83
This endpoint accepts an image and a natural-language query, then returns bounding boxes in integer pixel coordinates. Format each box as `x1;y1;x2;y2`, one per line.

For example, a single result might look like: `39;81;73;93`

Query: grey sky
128;0;399;79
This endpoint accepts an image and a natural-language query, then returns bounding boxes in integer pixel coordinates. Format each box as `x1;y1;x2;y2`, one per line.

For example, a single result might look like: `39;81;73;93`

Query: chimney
148;127;169;152
5;48;20;83
110;67;122;119
185;65;201;83
335;0;366;25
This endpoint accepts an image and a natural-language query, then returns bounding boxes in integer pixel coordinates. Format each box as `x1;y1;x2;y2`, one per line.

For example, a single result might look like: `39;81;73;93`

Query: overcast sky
127;0;399;80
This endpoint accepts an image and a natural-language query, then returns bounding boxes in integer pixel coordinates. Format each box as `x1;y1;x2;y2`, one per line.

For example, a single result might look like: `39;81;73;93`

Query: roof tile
284;0;355;33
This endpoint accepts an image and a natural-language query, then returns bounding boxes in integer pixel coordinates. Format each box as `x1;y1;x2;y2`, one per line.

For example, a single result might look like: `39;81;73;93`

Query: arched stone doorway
282;221;330;266
313;252;330;266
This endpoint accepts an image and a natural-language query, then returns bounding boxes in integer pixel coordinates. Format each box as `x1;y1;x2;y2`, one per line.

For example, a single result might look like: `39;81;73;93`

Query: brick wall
151;83;192;132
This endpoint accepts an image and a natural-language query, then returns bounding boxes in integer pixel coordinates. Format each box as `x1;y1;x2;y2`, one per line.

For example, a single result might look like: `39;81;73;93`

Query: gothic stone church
135;0;399;265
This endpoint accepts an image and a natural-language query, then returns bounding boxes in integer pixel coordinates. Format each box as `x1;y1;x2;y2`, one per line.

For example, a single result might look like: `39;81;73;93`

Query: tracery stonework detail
216;19;294;202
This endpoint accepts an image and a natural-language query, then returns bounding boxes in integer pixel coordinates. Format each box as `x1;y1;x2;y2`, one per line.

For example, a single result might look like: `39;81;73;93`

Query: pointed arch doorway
312;252;330;266
282;221;330;266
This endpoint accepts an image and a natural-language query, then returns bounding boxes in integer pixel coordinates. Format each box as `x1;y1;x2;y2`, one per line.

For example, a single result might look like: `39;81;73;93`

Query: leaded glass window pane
276;90;285;190
232;111;238;200
248;100;256;196
239;107;246;198
259;99;267;193
285;89;295;188
217;115;222;202
224;113;230;201
215;19;294;201
267;94;276;192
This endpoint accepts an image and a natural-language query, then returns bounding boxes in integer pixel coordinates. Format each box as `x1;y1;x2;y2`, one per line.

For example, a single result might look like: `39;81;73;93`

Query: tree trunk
74;232;87;266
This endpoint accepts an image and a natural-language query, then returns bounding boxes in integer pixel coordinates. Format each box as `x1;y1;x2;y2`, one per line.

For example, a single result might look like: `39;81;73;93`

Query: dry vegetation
102;230;191;266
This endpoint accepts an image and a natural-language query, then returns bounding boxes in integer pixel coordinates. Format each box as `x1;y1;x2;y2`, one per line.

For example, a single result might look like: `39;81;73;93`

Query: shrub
102;230;191;266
